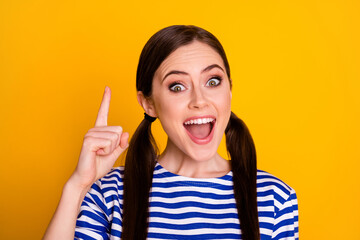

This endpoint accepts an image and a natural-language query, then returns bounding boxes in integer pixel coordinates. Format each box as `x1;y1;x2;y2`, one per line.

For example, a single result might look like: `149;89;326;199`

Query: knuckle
84;132;92;138
111;132;119;141
114;126;123;133
105;138;112;146
82;136;93;147
88;127;97;132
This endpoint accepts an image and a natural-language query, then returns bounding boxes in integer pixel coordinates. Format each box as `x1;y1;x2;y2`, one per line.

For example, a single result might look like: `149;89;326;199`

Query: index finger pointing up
95;86;111;127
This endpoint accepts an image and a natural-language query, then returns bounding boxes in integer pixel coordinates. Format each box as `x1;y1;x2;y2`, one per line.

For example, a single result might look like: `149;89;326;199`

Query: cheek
222;91;231;107
154;94;185;121
217;95;232;132
155;99;186;140
213;90;232;112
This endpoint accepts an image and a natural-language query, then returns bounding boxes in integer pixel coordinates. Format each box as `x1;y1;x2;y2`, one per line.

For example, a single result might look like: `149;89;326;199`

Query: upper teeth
184;118;215;125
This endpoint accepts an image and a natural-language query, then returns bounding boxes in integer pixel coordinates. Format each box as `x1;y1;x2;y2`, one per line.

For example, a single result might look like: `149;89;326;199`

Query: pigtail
225;112;260;240
123;25;254;239
122;119;158;239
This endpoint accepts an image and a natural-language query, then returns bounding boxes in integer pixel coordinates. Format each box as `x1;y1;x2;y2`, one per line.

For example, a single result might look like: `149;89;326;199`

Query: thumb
100;144;128;172
103;133;129;166
120;132;130;149
112;144;128;161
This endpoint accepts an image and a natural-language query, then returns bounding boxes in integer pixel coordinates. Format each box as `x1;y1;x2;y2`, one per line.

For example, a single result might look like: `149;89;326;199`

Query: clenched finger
88;126;123;135
84;131;120;153
83;136;112;156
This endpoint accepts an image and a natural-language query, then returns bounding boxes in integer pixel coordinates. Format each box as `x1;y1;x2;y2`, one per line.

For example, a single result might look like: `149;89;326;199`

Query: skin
44;41;233;239
138;41;232;178
43;87;129;239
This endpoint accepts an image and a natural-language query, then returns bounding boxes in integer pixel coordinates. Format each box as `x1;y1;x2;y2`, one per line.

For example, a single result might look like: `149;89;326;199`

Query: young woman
44;25;299;240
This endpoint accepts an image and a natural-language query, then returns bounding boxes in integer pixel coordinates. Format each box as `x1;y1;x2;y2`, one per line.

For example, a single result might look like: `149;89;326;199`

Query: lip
183;115;216;145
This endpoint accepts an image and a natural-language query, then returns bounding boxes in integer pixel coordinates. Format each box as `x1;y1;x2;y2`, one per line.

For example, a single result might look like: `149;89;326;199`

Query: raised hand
43;86;129;240
71;86;129;190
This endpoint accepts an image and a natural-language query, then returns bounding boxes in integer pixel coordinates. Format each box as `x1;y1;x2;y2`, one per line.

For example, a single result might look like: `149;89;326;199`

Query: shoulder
76;167;125;238
257;170;299;238
100;166;125;184
256;170;298;212
87;166;125;200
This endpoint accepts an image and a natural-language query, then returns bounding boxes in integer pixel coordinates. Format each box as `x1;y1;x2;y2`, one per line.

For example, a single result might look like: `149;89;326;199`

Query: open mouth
183;117;216;144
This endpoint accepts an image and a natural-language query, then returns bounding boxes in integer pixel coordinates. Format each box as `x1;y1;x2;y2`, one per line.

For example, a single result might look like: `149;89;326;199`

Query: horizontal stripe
147;226;241;235
150;189;233;199
149;221;240;230
147;232;241;239
152;181;234;190
151;186;233;195
150;195;236;204
149;211;239;219
75;163;299;240
149;216;240;225
149;206;238;214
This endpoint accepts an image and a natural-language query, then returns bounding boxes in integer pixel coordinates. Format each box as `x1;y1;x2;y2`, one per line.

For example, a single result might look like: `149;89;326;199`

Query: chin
186;146;219;162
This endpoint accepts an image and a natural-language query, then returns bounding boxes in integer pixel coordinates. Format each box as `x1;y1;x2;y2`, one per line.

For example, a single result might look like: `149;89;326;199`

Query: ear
137;91;158;118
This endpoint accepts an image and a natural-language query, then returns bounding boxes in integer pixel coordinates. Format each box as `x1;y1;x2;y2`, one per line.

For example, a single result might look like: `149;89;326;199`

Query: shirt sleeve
74;180;111;240
271;188;299;240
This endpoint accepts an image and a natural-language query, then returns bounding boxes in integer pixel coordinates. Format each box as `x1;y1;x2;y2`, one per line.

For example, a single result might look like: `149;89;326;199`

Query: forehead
155;41;225;77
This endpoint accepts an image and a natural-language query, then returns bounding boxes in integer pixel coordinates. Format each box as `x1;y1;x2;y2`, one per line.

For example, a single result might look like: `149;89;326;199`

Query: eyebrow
162;64;225;82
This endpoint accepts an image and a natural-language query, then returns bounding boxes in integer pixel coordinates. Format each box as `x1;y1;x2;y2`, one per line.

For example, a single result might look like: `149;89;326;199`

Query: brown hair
122;25;259;240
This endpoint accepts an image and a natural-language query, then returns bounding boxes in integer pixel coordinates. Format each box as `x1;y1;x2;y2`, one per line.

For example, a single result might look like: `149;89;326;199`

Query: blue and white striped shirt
75;162;299;239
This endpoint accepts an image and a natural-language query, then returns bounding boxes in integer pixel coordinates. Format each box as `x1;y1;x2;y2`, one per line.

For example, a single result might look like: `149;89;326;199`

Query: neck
157;138;231;178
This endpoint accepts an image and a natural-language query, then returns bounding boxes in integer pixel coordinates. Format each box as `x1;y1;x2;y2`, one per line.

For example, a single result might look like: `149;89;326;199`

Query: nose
188;87;208;109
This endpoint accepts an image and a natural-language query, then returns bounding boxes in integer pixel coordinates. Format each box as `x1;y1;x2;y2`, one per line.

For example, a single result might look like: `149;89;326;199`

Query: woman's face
150;41;232;161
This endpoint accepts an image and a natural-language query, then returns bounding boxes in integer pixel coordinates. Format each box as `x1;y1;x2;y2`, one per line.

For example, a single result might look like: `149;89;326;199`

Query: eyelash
206;76;222;87
169;81;185;92
168;76;222;92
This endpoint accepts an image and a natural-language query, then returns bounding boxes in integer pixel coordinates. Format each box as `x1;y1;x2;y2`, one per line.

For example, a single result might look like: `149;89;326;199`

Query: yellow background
0;0;359;239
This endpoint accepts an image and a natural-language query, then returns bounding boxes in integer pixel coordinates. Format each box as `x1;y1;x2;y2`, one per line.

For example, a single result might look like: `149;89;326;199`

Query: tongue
185;123;211;139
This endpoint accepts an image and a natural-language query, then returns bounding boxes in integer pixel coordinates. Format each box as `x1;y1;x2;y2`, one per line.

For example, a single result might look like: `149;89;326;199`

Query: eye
169;83;186;92
206;77;221;87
